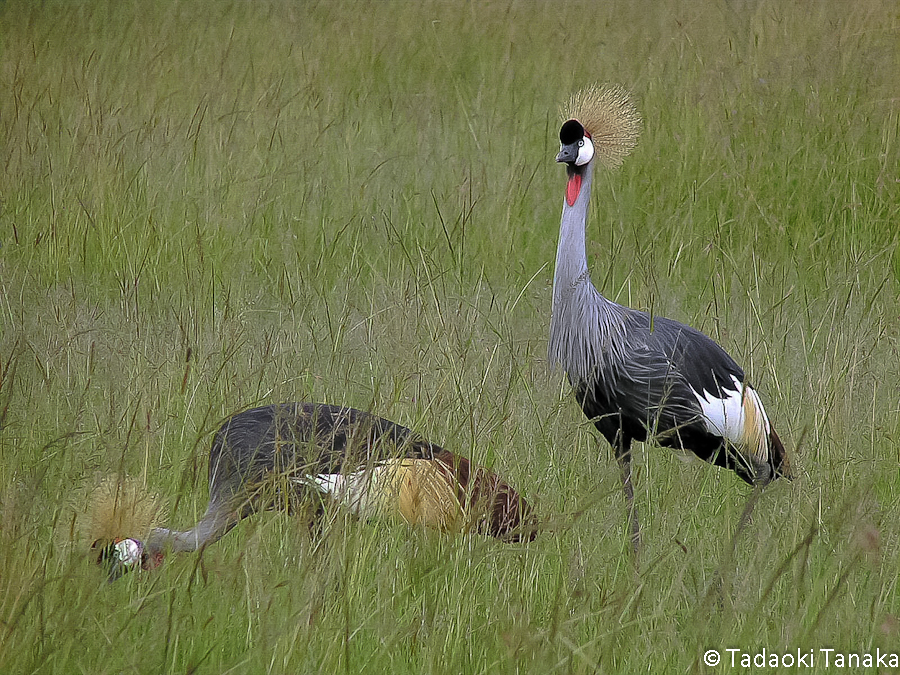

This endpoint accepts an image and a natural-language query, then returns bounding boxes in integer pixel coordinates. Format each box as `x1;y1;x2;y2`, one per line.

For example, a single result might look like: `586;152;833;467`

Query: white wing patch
307;472;345;495
691;375;745;442
690;374;771;463
299;459;463;531
301;466;394;519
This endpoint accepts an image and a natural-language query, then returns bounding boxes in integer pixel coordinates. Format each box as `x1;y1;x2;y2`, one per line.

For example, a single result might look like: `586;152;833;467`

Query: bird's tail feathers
769;428;792;480
431;450;537;542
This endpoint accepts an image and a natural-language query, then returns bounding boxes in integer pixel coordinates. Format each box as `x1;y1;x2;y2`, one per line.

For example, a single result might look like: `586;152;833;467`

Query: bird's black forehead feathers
559;119;585;145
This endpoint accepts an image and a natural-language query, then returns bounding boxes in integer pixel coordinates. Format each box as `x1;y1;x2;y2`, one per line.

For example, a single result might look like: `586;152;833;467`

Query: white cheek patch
114;538;144;567
575;137;595;166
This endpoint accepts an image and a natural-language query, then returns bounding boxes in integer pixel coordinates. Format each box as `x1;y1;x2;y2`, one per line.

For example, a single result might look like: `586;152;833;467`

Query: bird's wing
589;333;710;442
645;318;773;451
580;313;775;480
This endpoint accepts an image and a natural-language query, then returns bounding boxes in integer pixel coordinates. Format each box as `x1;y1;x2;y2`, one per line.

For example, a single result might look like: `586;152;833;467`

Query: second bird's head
556;119;594;167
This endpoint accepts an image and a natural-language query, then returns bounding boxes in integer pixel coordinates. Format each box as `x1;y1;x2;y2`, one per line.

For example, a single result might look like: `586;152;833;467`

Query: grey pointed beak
556;143;578;164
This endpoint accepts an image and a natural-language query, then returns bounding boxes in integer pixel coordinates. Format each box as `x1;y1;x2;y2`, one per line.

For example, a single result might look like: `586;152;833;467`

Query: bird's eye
578;140;584;147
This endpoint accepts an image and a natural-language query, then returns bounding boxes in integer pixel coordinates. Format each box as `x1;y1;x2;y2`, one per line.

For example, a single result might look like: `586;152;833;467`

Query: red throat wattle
566;173;582;206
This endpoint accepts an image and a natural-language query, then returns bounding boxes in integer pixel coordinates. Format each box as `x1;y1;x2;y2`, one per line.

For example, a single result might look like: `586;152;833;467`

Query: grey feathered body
550;159;787;485
147;403;437;553
146;403;534;555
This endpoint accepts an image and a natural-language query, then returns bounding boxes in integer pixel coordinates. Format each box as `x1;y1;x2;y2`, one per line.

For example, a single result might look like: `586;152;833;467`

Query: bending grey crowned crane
549;85;792;553
93;403;536;578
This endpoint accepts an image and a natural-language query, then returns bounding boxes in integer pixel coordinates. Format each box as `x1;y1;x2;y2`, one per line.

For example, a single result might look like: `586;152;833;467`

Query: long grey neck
145;500;235;554
549;160;625;384
552;162;595;300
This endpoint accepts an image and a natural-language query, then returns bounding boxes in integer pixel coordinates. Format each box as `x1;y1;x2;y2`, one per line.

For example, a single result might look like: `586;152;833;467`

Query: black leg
614;434;641;558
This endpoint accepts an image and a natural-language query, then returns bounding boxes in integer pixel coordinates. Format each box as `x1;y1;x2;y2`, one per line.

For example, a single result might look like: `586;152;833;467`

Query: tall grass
1;0;898;672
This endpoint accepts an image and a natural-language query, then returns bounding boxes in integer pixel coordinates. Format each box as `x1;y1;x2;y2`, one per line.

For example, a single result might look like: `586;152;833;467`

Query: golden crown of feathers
562;84;642;170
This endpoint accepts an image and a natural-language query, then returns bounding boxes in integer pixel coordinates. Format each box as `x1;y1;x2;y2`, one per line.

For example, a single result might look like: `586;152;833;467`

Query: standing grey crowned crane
549;85;792;552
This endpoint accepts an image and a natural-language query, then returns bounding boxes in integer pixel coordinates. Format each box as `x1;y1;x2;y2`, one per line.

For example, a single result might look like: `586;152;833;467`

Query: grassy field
1;0;899;672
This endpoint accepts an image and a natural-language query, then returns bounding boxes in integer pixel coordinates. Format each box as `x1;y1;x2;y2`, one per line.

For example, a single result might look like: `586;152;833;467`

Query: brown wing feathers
430;450;534;542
